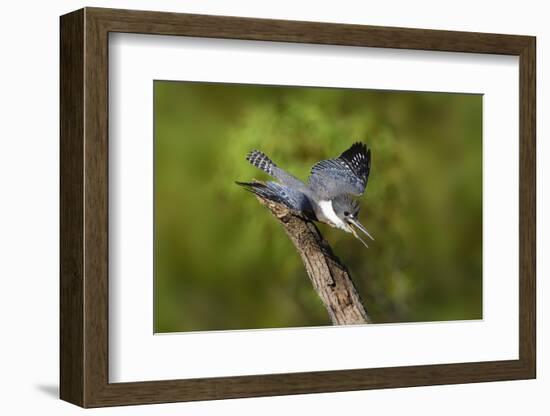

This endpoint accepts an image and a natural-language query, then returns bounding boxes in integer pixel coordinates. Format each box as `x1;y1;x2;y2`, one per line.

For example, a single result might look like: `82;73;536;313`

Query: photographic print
60;9;535;406
154;81;482;333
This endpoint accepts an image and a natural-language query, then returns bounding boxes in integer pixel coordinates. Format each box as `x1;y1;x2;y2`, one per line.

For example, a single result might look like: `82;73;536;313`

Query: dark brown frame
60;7;536;408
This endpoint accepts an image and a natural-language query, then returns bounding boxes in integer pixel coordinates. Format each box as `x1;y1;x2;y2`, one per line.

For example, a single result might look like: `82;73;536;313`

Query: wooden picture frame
60;7;536;408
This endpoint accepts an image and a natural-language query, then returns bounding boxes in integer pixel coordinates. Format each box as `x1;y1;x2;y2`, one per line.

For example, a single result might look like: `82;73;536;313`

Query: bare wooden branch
255;194;370;325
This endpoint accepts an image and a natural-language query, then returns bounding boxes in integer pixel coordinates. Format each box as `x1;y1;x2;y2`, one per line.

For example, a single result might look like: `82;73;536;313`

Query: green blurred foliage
154;81;482;332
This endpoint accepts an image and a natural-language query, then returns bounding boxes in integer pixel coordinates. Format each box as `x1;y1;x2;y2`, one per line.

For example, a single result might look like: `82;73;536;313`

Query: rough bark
255;195;370;325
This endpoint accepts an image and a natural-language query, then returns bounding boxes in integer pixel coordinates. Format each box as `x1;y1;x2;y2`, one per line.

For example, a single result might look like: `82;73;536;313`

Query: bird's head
332;194;374;248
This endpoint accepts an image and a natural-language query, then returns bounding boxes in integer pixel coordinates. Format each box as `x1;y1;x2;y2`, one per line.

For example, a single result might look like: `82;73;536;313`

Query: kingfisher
237;142;374;248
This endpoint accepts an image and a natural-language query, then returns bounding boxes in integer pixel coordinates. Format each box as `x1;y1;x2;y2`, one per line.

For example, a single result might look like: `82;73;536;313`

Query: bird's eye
344;211;350;216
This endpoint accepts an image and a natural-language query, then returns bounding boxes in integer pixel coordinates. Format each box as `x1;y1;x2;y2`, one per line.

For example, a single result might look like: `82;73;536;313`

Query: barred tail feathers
245;149;310;196
246;150;276;176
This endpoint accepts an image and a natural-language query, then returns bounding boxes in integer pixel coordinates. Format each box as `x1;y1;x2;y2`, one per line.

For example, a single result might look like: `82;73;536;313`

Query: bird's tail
244;149;312;197
246;150;276;176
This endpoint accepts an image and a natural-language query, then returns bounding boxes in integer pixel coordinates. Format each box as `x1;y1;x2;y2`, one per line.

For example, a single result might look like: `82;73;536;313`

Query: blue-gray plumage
237;142;374;248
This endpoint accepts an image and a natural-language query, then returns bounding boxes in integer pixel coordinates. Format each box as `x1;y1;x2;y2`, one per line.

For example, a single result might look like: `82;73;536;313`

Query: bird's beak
347;217;375;247
348;225;370;248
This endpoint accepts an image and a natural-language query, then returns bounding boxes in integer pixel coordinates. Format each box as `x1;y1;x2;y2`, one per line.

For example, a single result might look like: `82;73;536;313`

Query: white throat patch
318;200;348;231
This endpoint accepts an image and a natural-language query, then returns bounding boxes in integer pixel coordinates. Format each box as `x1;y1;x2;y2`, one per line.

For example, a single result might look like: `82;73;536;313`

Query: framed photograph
60;7;536;408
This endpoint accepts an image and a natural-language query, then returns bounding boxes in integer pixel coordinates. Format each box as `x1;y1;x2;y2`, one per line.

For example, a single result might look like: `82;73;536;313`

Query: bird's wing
236;181;314;214
308;142;371;199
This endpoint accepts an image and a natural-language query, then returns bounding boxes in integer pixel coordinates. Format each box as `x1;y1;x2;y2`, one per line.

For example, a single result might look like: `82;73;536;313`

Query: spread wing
236;181;314;214
308;142;371;199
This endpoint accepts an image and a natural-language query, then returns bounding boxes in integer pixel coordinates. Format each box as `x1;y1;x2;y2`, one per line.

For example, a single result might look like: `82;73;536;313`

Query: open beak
348;225;370;248
347;217;375;248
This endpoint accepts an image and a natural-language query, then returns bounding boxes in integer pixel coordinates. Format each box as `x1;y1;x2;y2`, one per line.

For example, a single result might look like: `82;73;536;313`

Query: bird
237;142;374;248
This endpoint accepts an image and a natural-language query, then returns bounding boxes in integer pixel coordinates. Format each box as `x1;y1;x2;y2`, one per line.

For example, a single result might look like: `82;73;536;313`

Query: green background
154;81;482;333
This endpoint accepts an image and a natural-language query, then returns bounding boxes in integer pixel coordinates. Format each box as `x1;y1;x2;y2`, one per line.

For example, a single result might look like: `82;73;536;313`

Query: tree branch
254;193;370;325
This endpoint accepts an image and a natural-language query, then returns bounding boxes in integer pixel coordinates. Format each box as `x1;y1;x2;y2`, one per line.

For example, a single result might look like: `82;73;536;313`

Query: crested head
332;194;360;220
331;194;374;247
